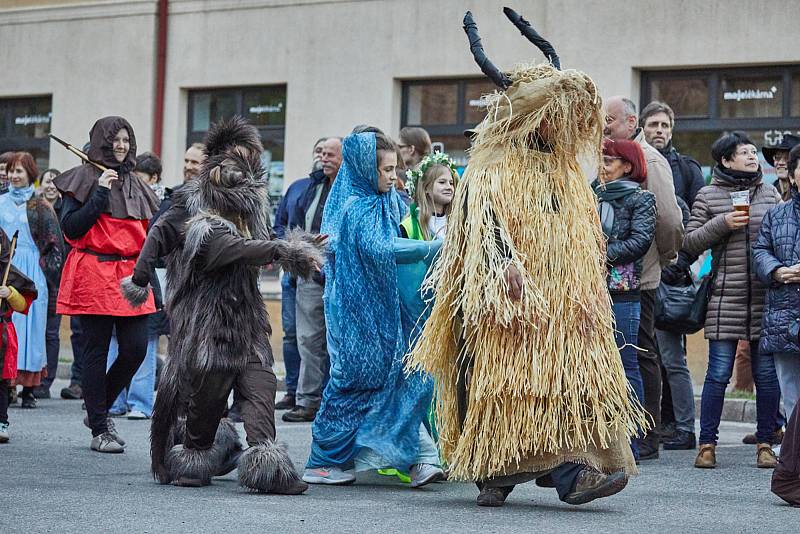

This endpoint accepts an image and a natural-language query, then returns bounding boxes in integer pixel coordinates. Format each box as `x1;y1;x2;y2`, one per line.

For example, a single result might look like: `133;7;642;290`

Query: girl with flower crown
400;153;459;241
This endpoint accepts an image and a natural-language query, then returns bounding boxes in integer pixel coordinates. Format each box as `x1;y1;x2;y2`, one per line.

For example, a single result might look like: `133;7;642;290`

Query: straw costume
406;9;647;506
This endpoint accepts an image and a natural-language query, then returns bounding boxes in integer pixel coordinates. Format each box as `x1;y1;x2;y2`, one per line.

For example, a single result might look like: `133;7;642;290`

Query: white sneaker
302;466;356;485
410;463;444;488
0;421;9;443
127;410;149;420
90;432;125;453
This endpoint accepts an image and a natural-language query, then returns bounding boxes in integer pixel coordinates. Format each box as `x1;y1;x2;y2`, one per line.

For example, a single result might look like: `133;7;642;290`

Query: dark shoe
8;388;17;405
60;383;83;400
657;422;676;443
743;428;784;445
173;476;210;487
20;391;37;409
32;386;51;399
663;430;697;450
271;478;309;495
638;439;659;460
275;393;296;410
535;473;555;488
563;469;628;505
281;406;317;423
476;486;513;507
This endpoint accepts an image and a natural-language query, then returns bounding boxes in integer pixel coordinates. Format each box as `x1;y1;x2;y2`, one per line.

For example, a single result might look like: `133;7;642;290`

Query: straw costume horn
406;8;648;481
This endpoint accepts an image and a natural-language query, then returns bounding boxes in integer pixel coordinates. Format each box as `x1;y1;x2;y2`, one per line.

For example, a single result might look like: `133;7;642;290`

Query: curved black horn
463;11;512;90
503;7;561;70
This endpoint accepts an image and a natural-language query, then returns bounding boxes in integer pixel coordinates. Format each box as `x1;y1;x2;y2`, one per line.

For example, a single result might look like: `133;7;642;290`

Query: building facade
1;0;798;192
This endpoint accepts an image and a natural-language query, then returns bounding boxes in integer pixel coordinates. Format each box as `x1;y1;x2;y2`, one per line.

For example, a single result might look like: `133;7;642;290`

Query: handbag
655;238;728;335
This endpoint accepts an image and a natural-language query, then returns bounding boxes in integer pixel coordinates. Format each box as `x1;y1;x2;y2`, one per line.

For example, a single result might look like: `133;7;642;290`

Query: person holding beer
683;131;782;470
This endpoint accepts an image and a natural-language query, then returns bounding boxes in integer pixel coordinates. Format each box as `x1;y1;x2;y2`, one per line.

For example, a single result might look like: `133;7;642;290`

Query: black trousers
637;289;662;445
184;351;277;450
0;379;8;424
81;314;148;436
42;313;61;389
69;316;85;386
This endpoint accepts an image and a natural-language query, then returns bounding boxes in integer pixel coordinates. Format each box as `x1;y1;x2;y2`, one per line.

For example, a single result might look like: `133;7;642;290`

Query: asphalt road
2;379;794;534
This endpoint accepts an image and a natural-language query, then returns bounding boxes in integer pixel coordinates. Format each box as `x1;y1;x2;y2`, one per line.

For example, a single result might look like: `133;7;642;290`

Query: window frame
0;95;52;166
401;78;495;137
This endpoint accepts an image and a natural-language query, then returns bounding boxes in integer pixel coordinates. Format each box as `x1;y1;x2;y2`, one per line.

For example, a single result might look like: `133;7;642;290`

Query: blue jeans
612;300;644;459
281;273;301;396
107;333;158;417
700;340;780;445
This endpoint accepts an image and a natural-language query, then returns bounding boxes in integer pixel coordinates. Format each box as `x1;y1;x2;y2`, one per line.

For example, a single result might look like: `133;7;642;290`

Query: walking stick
0;230;19;307
49;134;108;172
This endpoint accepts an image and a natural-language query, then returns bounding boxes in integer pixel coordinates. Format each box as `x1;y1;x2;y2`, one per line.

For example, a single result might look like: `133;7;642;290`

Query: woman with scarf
592;139;656;461
0;152;63;408
684;131;781;469
302;132;444;488
54;116;159;453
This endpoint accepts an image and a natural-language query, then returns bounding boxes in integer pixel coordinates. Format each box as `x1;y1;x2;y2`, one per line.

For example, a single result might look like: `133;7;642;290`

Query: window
402;78;496;168
719;75;782;118
0;96;52;170
642;66;800;178
188;85;287;201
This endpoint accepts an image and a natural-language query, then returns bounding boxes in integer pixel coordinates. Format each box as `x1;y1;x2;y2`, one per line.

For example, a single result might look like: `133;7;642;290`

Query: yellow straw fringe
406;64;649;481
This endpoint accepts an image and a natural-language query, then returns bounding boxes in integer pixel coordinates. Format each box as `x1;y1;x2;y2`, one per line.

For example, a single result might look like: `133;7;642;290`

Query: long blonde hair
414;163;456;240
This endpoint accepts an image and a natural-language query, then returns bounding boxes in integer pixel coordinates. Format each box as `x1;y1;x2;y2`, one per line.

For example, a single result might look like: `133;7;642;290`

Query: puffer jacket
753;191;800;355
594;181;657;299
683;166;781;341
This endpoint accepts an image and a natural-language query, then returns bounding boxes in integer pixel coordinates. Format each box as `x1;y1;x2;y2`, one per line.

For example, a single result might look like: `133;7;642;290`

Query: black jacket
599;186;657;300
660;144;705;209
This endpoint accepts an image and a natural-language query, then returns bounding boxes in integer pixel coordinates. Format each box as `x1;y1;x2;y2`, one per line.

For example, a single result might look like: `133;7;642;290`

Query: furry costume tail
151;357;182;484
237;441;304;493
278;229;327;280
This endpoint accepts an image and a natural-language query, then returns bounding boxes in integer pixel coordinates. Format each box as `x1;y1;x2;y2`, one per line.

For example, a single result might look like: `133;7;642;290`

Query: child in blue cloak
302;131;444;488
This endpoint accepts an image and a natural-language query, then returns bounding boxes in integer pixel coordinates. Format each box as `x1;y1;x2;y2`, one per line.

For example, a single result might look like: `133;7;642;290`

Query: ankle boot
694;444;716;468
756;443;778;469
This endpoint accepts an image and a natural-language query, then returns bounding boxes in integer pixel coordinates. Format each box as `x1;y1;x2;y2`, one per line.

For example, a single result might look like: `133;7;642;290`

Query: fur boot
237;441;307;494
165;445;217;486
120;275;151;308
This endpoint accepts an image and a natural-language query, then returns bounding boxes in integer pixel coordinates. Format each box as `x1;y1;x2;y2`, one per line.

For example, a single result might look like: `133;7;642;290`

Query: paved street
2;378;794;534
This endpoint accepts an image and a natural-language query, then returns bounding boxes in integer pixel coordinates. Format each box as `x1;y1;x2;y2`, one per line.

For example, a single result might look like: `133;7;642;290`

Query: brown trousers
732;340;754;392
772;402;800;506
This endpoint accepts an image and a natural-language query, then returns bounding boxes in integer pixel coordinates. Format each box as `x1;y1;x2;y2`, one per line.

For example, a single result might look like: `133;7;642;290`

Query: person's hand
724;211;749;230
0;286;10;299
504;263;523;302
661;263;691;286
313;234;329;247
98;169;119;189
773;266;800;284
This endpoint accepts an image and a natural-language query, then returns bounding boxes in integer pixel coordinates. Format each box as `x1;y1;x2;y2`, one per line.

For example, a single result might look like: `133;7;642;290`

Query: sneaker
127;410;150;420
275;393;296;411
302;466;356;485
60;383;83;400
0;422;9;443
90;432;125;453
84;415;126;446
663;430;697;450
563;468;628;505
638;439;659;460
410;464;444;488
282;406;317;423
757;443;778;468
20;391;37;409
33;386;51;399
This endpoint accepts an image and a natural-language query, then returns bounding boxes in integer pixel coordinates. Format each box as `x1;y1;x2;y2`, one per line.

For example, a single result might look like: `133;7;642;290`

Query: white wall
1;0;797;186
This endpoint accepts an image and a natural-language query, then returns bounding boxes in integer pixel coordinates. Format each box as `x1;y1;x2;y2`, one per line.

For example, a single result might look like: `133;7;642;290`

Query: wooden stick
49;134;108;172
1;231;18;287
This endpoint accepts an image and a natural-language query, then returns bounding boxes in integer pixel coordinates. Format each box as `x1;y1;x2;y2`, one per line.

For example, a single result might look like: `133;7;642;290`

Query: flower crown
404;151;458;198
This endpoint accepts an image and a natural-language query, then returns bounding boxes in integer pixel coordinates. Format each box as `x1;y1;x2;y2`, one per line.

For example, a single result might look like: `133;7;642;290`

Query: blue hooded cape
307;132;439;470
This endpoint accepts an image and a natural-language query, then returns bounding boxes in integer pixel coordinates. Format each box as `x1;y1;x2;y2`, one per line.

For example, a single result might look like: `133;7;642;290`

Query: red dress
2;294;34;381
57;214;155;316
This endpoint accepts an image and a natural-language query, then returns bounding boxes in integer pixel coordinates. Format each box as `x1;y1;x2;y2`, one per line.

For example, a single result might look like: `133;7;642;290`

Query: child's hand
0;286;10;299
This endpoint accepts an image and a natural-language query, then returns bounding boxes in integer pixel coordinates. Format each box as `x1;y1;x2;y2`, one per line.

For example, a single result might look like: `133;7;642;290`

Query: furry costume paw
120;275;151;308
278;229;326;280
161;418;243;485
165;445;217;486
237;441;307;494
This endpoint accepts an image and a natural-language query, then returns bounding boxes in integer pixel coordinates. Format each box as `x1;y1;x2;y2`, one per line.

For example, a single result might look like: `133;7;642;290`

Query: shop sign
248;103;283;114
14;112;52;126
764;129;800;146
722;86;778;102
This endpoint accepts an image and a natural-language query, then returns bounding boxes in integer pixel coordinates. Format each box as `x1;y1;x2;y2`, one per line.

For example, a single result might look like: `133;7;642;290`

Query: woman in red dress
54;116;159;453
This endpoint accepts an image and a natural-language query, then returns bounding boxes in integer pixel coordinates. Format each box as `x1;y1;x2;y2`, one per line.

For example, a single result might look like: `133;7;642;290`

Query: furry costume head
187;116;271;240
